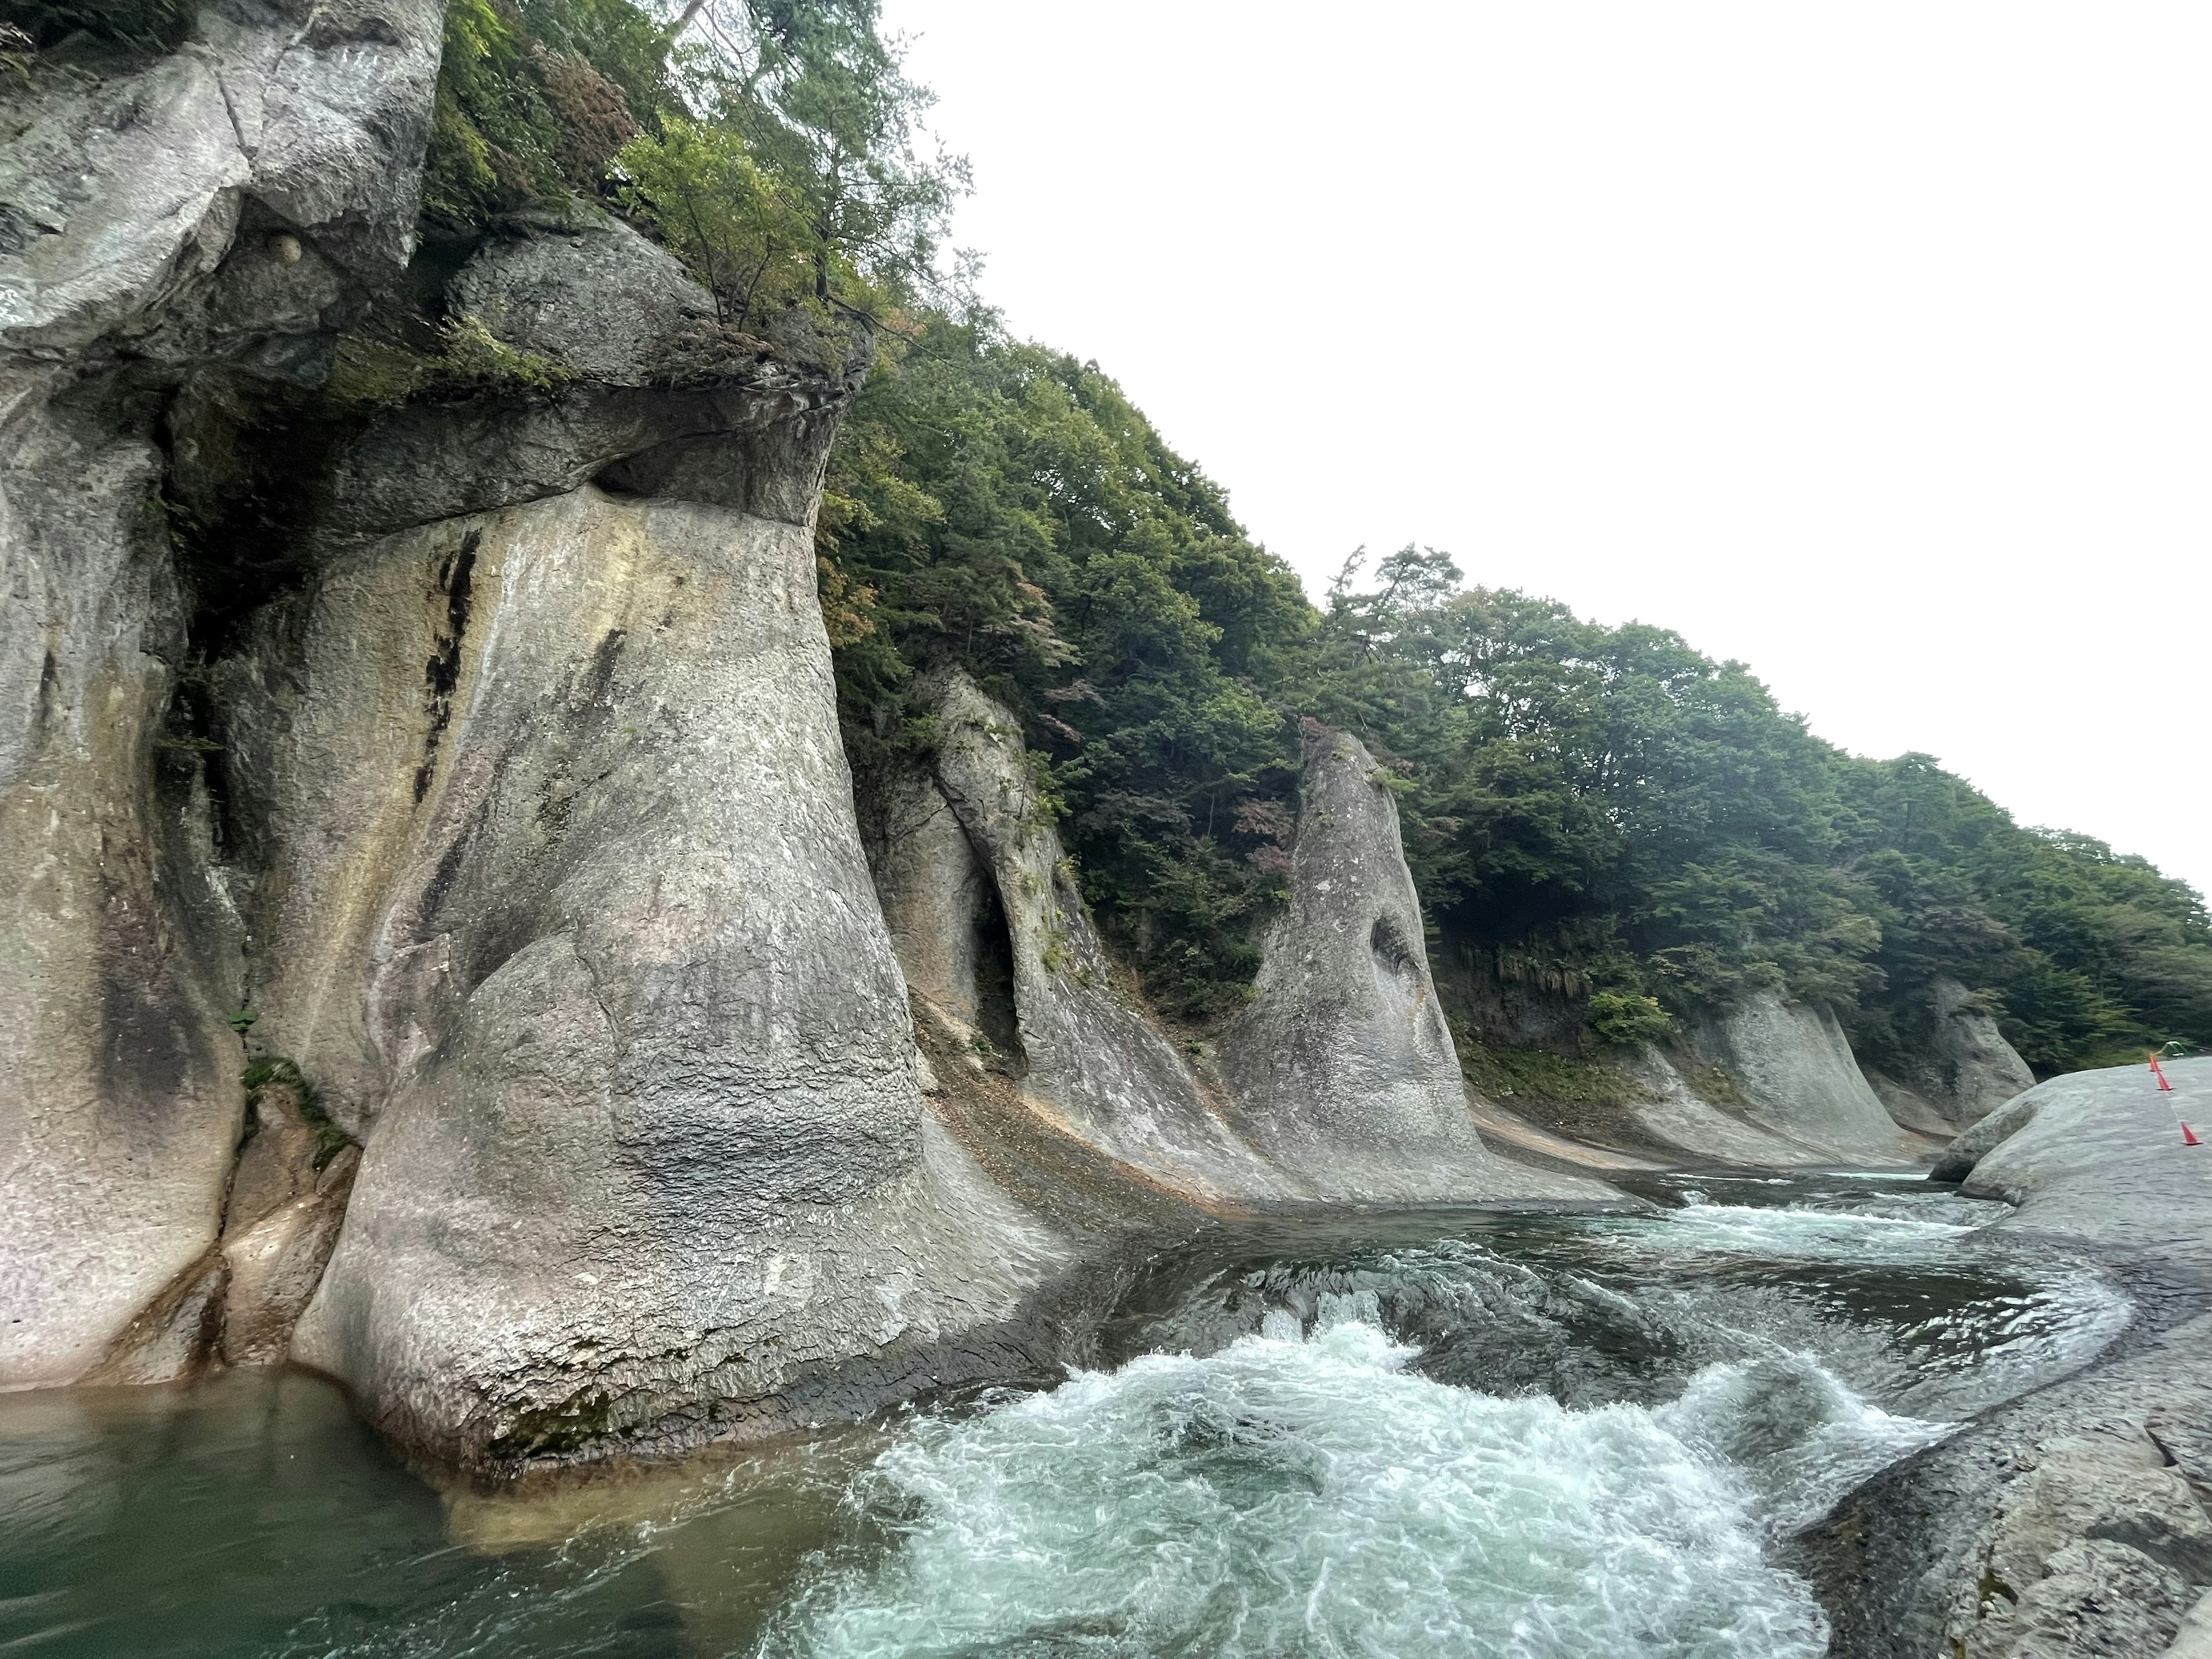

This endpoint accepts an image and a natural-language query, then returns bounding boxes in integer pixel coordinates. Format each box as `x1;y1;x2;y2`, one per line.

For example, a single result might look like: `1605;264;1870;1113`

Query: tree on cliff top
421;0;962;329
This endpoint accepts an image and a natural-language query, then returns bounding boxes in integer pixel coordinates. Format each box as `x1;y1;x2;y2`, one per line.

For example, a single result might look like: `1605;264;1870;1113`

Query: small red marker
2152;1054;2175;1093
2186;1124;2203;1147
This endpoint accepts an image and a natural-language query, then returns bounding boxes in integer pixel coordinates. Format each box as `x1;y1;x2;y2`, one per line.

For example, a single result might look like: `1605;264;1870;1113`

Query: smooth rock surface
1690;987;1930;1166
255;490;1064;1467
1944;1056;2212;1283
1618;1043;1827;1166
1810;1059;2212;1657
1217;730;1605;1203
1866;975;2037;1136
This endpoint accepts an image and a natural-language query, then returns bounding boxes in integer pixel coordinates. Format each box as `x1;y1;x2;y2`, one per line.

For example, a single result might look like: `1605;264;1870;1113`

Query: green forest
403;0;2212;1074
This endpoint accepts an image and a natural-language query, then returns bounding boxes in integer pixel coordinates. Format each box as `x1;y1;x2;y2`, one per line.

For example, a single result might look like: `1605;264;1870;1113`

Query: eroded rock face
235;488;1061;1467
1866;976;2037;1136
1937;1055;2212;1279
1687;987;1929;1166
1218;730;1603;1203
917;671;1300;1204
0;0;443;1389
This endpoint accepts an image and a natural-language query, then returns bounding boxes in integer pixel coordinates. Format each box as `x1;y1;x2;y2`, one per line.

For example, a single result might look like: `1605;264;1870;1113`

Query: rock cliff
0;7;1070;1464
860;675;1604;1210
1217;730;1589;1201
1681;988;1933;1165
1862;975;2036;1136
1;0;444;1390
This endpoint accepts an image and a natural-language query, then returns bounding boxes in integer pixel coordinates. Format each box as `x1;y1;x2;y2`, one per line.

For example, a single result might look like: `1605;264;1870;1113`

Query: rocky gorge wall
0;1;2056;1483
0;1;1610;1474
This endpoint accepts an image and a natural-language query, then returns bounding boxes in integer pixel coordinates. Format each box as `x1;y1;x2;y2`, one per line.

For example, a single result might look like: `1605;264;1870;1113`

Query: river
0;1173;2131;1658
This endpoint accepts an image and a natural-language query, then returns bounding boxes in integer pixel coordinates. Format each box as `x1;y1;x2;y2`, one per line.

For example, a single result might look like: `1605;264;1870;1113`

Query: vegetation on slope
414;0;2212;1069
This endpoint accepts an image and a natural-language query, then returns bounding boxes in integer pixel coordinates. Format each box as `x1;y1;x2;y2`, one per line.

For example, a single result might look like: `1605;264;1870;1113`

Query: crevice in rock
414;527;480;801
973;873;1028;1080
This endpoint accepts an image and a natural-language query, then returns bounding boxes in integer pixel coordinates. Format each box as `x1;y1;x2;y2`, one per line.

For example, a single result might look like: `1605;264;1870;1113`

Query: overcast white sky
877;1;2210;900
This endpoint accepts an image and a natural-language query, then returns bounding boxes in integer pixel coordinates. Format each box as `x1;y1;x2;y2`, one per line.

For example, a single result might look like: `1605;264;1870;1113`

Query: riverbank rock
1687;988;1931;1166
257;488;1067;1469
1218;730;1603;1202
1863;975;2036;1136
1805;1056;2212;1656
0;0;442;1389
1937;1055;2212;1282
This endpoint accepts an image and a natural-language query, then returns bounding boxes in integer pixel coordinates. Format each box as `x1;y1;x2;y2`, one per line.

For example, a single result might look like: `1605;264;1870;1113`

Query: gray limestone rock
1937;1056;2212;1282
1867;975;2037;1136
1617;1043;1828;1166
448;210;720;386
919;670;1300;1205
0;0;443;1389
252;490;1063;1468
1217;729;1605;1203
1688;987;1930;1166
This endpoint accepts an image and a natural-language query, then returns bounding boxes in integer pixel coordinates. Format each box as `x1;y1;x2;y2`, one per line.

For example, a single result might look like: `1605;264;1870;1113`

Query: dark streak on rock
413;529;480;803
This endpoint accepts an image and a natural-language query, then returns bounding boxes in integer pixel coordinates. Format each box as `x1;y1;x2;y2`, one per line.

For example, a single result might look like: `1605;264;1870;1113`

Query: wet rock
0;0;442;1389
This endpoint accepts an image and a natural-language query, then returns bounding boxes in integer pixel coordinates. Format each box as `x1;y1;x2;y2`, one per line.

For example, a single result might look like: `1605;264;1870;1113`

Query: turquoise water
0;1176;2127;1658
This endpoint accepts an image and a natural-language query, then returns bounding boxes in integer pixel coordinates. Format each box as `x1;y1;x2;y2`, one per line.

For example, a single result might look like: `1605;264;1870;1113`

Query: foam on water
762;1321;1834;1659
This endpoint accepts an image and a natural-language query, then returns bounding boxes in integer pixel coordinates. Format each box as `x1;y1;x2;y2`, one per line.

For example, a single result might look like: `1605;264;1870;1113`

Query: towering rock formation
1;0;445;1390
863;691;1605;1209
0;14;1070;1463
1217;730;1576;1200
1683;989;1931;1165
5;7;1605;1471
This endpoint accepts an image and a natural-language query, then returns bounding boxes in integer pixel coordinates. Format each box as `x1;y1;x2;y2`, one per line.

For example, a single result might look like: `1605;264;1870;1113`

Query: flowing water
0;1173;2132;1658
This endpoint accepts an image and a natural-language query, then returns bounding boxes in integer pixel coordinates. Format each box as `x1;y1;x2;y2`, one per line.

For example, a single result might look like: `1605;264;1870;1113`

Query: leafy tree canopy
408;0;2212;1069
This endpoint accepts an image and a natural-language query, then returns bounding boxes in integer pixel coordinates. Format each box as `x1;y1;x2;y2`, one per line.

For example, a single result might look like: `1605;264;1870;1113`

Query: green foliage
327;315;571;406
1453;1033;1642;1119
668;0;964;306
423;0;649;232
1301;552;2212;1073
821;311;1310;1020
419;0;959;334
614;115;824;326
1586;990;1673;1047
